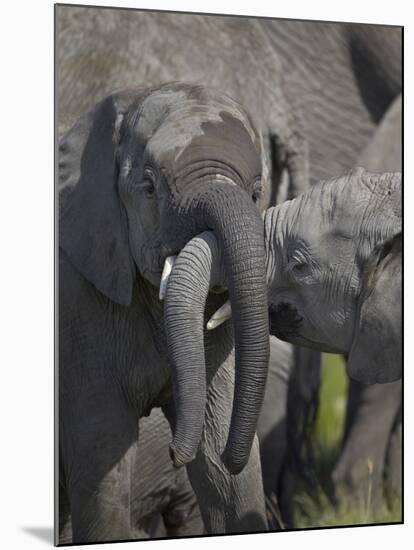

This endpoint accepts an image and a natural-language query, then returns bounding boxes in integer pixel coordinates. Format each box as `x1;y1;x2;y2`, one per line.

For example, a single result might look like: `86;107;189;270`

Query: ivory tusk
206;300;232;330
159;255;177;300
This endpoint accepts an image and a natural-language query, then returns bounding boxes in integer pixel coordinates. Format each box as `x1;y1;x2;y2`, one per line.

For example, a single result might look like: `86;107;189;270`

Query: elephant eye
292;262;307;273
142;167;156;197
252;190;261;203
286;255;309;278
252;178;262;203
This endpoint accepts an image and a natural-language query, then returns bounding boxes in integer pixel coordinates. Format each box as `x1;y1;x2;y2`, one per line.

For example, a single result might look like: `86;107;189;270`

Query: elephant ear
59;90;143;306
347;232;402;385
268;104;309;205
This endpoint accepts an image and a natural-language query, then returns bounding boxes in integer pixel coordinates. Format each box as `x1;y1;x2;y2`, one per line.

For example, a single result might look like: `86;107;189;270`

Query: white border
1;1;411;549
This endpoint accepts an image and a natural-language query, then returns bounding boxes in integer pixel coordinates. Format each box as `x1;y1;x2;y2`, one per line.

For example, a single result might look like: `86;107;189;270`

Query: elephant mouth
268;301;303;339
158;243;229;313
269;302;341;353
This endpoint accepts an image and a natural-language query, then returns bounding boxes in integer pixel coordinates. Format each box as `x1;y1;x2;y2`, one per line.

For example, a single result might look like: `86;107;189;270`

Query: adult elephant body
59;83;270;543
261;19;401;183
57;6;311;206
333;380;401;508
58;9;401;201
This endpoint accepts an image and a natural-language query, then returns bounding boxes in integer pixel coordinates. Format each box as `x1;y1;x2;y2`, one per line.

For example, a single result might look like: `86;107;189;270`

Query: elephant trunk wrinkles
165;183;270;475
164;232;224;467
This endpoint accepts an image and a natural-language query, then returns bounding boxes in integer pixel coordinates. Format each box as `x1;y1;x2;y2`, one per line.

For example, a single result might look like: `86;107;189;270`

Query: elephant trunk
164;232;224;466
165;183;270;475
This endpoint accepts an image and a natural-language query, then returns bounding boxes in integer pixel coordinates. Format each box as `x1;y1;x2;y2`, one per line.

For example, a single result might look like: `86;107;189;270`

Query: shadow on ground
21;527;54;545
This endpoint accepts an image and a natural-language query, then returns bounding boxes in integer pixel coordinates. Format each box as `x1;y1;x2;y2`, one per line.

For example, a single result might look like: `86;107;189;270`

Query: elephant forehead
148;110;261;174
295;175;367;238
285;183;360;259
135;88;190;138
146;108;225;160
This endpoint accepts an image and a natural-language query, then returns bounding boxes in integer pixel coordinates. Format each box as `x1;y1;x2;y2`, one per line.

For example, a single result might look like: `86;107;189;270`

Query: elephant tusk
159;255;177;300
206;300;232;330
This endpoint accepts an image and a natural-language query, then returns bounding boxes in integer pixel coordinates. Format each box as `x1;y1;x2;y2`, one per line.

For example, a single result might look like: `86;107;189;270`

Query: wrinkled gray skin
59;408;204;543
60;336;319;543
59;83;269;543
357;95;402;173
57;9;401;538
261;20;401;183
57;6;311;207
257;337;321;529
257;337;293;526
58;9;401;202
260;16;401;514
333;380;401;509
265;167;401;385
259;19;401;519
333;95;402;509
57;9;318;542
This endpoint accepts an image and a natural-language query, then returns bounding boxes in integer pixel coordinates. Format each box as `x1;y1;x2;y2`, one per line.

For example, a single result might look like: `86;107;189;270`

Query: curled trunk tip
169;442;196;468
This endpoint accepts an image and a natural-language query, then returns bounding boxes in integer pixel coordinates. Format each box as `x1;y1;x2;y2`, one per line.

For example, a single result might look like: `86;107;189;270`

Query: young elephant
59;83;270;543
59;408;204;543
263;168;401;385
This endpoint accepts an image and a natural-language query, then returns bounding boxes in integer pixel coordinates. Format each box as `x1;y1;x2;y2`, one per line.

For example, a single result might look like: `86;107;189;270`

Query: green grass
292;354;402;529
314;354;348;451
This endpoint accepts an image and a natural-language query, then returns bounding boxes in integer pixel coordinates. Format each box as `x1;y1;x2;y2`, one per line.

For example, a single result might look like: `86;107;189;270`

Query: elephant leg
61;391;138;543
174;355;268;534
162;467;204;537
256;337;294;530
259;425;286;499
277;460;296;529
332;379;401;510
257;337;292;499
384;406;402;503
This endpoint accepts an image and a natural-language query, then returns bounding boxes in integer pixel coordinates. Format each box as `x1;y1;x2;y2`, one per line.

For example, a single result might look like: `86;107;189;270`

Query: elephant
332;380;402;510
57;8;401;204
332;94;402;511
356;94;402;173
259;167;401;386
58;82;271;543
257;337;321;529
258;18;402;520
56;5;313;207
208;167;401;382
58;408;204;543
56;8;402;538
261;19;401;183
59;335;320;541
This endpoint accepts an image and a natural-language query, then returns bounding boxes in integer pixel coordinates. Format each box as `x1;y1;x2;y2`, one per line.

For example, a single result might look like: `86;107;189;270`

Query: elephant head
59;83;270;474
261;167;401;384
